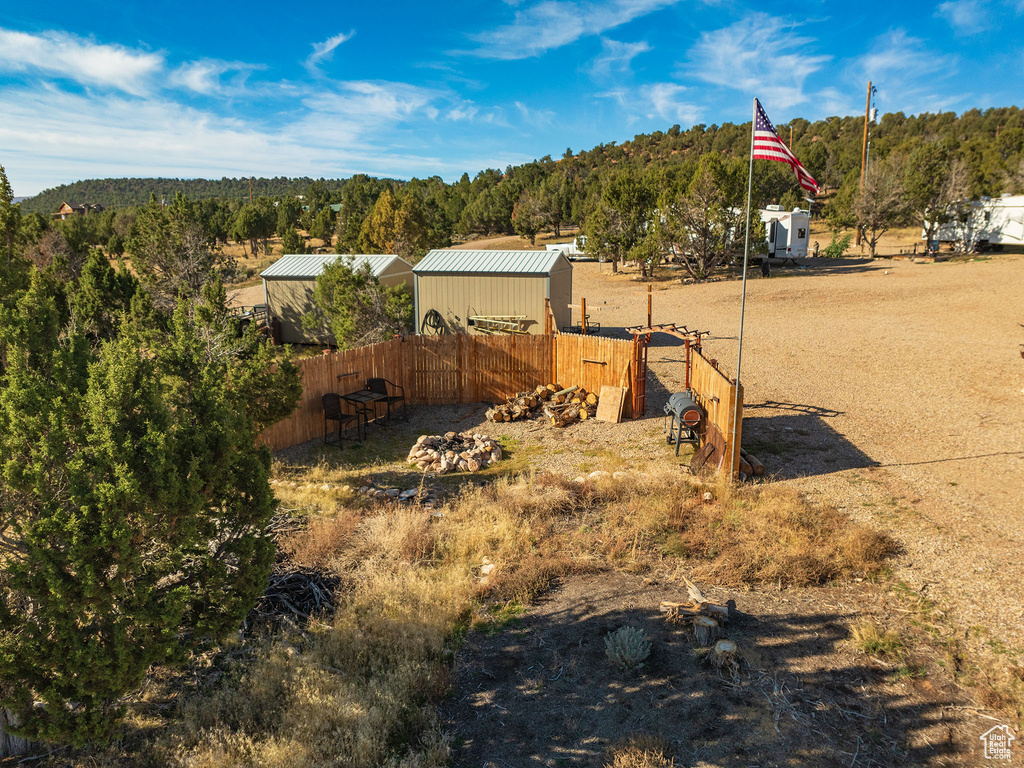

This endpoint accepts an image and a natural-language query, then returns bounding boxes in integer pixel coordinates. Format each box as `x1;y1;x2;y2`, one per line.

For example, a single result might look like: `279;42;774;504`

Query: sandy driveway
572;256;1024;649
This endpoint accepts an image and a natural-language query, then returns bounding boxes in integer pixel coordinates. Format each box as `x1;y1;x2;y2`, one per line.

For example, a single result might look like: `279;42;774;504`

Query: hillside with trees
15;106;1023;273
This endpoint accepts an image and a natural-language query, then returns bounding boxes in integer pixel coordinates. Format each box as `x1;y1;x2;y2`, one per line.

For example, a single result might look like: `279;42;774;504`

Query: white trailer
932;194;1024;250
759;206;811;259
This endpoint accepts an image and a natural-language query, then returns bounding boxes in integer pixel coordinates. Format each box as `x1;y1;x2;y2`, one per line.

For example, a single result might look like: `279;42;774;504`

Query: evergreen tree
580;169;656;273
126;194;221;308
512;190;545;245
358;189;398;253
308;205;335;248
281;227;307;254
0;165;19;267
305;260;412;348
0;278;298;748
660;156;736;279
393;196;430;261
71;250;140;341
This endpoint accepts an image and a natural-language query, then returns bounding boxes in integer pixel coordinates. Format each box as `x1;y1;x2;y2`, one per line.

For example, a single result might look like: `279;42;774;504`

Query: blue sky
1;0;1022;196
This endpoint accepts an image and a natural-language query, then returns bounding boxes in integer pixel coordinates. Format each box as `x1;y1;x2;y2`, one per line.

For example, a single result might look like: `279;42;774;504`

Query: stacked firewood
486;384;600;427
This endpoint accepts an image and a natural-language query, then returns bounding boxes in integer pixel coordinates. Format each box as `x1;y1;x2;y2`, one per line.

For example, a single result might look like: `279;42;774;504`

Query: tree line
11;106;1023;276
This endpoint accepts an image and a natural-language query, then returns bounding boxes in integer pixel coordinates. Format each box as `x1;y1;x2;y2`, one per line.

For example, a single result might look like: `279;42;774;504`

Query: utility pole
856;81;872;246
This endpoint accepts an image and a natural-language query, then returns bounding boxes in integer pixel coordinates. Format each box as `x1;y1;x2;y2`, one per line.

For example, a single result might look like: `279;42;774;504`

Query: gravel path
572;256;1024;650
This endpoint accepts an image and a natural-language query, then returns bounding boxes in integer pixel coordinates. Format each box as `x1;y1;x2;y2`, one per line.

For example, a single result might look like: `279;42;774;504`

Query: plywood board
596;385;627;423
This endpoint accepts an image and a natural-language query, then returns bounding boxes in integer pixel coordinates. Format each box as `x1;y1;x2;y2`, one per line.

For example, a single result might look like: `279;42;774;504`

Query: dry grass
850;621;906;658
664;483;897;586
44;466;894;767
603;733;675;767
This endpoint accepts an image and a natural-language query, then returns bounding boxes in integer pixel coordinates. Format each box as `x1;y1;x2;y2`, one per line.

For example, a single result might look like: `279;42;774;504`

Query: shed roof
414;249;568;275
261;253;408;279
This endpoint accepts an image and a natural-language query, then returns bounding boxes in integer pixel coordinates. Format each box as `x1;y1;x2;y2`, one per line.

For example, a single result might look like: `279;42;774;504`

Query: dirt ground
251;248;1024;653
442;571;986;767
562;255;1024;660
245;234;1023;761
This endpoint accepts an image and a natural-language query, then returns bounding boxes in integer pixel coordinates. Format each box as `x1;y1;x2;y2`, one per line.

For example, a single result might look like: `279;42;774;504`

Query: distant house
413;249;572;336
261;253;414;344
53;202;105;220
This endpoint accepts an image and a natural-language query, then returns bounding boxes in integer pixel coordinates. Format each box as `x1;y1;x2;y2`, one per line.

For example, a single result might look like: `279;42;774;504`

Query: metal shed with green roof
261;253;413;344
413;249;572;336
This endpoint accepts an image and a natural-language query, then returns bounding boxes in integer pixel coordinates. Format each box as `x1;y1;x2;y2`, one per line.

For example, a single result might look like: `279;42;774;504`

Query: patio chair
323;393;360;444
367;378;407;420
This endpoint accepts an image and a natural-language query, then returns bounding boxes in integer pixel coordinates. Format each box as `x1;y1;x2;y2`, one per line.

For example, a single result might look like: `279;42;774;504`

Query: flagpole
731;98;756;480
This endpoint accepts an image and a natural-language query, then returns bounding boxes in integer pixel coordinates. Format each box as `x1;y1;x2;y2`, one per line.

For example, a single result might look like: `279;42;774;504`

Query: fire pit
407;431;502;473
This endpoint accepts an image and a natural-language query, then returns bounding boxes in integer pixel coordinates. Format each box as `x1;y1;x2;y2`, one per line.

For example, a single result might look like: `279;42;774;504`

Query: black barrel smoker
664;391;704;455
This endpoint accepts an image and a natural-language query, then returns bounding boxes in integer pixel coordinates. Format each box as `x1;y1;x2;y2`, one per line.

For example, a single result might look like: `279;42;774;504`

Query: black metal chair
366;378;407;420
323;393;360;444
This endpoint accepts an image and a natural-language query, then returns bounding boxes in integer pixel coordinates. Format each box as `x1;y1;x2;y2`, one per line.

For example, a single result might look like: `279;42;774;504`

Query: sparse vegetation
603;733;674;768
850;622;906;658
605;626;652;670
28;466;890;766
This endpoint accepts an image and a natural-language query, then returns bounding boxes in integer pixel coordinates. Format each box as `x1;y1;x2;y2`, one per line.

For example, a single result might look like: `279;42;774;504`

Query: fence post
456;334;463;404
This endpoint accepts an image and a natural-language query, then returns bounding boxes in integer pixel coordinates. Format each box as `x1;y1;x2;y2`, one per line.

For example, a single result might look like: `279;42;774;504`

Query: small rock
384;488;400;498
399;489;418;500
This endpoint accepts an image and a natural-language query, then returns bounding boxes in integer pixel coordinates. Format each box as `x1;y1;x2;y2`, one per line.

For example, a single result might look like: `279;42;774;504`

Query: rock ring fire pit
406;431;502;473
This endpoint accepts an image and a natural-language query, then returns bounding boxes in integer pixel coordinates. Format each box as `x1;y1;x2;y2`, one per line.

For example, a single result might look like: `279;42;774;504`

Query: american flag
753;99;820;195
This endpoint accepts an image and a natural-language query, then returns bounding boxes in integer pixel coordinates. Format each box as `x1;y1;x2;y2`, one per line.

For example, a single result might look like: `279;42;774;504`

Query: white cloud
0;27;163;95
169;60;261;95
852;30;961;115
0;83;474;195
514;100;555;128
855;29;946;89
590;38;651;79
302;81;440;125
640;83;700;123
305;31;356;71
686;13;830;109
464;0;678;60
936;0;990;34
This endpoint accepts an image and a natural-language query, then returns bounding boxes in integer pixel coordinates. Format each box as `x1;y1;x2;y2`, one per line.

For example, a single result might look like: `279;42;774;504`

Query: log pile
486;384;600;428
406;431;502;473
737;447;767;481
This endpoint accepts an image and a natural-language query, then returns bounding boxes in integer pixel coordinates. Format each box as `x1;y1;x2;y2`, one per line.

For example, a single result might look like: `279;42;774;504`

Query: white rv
932;194;1024;250
760;206;811;259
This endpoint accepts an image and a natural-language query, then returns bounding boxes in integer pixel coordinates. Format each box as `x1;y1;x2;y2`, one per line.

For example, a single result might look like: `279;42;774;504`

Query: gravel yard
570;255;1024;651
256;252;1024;655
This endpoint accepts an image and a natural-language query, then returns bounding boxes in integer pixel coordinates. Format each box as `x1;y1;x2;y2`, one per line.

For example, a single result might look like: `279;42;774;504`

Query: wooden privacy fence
259;333;637;451
688;349;743;478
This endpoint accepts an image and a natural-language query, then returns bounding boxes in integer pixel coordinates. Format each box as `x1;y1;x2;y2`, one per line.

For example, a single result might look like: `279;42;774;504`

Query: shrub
822;232;852;258
605;626;652;670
